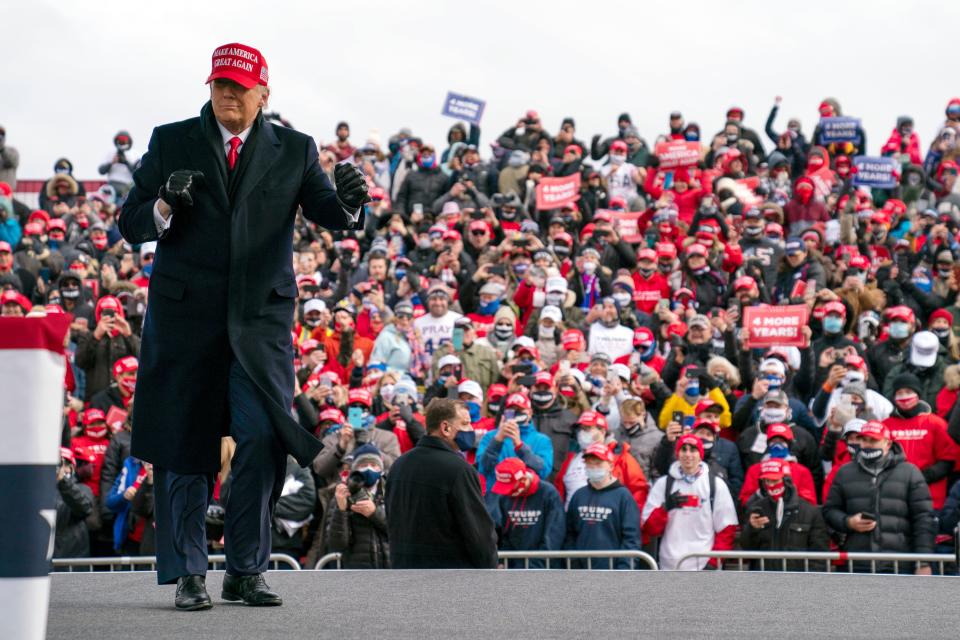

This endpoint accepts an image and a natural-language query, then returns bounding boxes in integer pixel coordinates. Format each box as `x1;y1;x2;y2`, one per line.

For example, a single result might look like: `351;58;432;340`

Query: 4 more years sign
743;304;809;348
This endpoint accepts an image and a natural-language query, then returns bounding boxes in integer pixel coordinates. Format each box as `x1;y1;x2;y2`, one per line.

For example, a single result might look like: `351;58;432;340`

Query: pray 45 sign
742;305;809;348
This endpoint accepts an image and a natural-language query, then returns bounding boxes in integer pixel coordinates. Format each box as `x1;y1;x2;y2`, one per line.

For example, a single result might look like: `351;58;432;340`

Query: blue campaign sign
819;117;861;144
852;156;898;189
441;91;486;125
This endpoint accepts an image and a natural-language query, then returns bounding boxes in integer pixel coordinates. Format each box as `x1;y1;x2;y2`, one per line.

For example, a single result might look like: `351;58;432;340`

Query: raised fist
158;170;205;211
334;163;371;210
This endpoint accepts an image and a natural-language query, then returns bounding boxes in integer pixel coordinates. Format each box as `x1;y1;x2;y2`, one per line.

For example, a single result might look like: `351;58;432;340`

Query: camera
102;308;117;318
346;471;372;505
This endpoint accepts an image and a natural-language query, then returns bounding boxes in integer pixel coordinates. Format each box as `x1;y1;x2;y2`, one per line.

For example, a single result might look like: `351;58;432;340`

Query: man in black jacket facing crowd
386;398;497;568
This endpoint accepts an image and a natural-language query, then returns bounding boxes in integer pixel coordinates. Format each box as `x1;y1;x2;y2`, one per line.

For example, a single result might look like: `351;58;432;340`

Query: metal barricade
313;550;658;570
675;550;956;574
52;553;302;572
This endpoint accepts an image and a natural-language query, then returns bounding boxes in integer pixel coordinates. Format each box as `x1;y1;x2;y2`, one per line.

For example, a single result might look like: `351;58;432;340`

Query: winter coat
312;427;400;488
385;435;497;568
823;443;935;569
326;480;389;569
866;338;911;390
396;166;448;215
104;457;145;551
73;330;140;401
614;418;664;481
486;479;565;568
741;483;829;570
554;441;649;512
267;457;316;555
99;429;131;518
369;323;412;374
883;404;960;509
54;475;94;558
882;361;948;411
564;479;641;569
531;400;578;480
477;423;554;489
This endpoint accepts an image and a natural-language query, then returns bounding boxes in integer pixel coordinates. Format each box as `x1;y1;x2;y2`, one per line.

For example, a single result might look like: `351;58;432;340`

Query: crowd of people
4;94;960;573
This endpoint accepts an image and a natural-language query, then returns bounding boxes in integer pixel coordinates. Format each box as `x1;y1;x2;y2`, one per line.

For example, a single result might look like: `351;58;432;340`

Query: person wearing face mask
97;130;139;197
527;305;563;367
423;353;463;407
927;308;960;361
630;248;670;315
810;358;892;431
866;305;916;389
739;208;784;287
477;393;552;492
738;422;817;507
396;143;448;216
736;390;823;494
642;434;738;570
524;276;584;336
741;458;829;570
675;244;726;313
810;300;865;376
823;420;935;574
486;305;519;358
783;178;829;237
564;443;642;570
883;331;947;409
90;355;139;415
572;246;612;312
765;97;810;155
56;270;95;330
882;374;960;511
387;398;497;568
527;371;578;483
589;112;633;160
296;340;326;389
486;457;565;569
658;364;731;430
317;302;374;383
601;140;642;206
75;295;140;401
295;298;327;345
821;418;865;501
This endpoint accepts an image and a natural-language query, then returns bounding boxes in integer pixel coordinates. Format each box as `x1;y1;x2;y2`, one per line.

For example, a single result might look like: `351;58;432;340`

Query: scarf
402;325;430;381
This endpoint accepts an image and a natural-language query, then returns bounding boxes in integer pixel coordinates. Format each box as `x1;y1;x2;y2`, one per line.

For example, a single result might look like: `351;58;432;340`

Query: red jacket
554;441;649;512
883;412;960;509
631;272;671;314
512;280;538;334
740;459;817;506
71;435;110;497
643;171;704;225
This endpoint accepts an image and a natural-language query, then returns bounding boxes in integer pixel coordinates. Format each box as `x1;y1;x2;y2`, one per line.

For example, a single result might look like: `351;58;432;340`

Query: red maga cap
207;43;269;89
583;442;614;462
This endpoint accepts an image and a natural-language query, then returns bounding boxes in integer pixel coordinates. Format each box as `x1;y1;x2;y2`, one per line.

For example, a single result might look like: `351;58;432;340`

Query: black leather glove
664;491;688;511
334;163;371;211
158;170;205;211
397;401;415;424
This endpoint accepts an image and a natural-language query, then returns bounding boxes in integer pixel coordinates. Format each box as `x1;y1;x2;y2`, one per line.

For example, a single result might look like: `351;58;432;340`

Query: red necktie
227;136;242;170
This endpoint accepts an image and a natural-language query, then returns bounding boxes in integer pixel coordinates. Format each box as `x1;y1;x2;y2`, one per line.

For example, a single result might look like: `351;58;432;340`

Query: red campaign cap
765;422;794;442
469;220;488;232
206;43;269;89
929;308;953;326
656;242;677;259
823;300;846;317
318;408;344;424
577;410;601;428
488;383;508;401
733;275;757;291
0;241;11;253
667;321;688;338
300;339;321;356
685;243;708;258
692;418;720;434
505;393;531;411
442;229;461;242
675;434;704;458
112;356;138;377
848;255;870;271
340;238;360;252
347;388;373;407
860;420;890;440
564;144;582;156
516;344;539;360
843;354;866;370
297;274;320;287
694;398;720;415
491;457;528;495
608;196;627;210
533;371;554;387
759;458;786;480
23;222;44;236
47;218;67;232
0;182;10;197
579;223;596;242
583;442;614;462
633;326;654;346
525;109;540;121
561;328;585;351
610;140;628;153
553;232;573;246
885;305;915;323
673;287;695;300
593;210;613;223
637;248;657;262
83;408;106;424
60;447;75;464
28;209;50;224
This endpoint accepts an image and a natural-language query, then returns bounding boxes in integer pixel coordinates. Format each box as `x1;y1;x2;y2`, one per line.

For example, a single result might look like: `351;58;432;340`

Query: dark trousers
154;357;286;584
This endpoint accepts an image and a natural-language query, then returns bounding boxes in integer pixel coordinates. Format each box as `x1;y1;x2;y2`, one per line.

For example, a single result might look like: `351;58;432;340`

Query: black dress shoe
175;575;212;611
221;573;282;606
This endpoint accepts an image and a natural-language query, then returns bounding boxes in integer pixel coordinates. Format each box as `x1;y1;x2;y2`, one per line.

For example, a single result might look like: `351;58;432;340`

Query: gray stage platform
48;570;960;639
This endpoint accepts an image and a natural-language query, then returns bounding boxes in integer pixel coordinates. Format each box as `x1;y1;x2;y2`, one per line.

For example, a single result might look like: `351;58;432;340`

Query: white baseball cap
304;299;326;314
457;379;483;400
540;305;563;323
910;331;939;368
438;354;462;370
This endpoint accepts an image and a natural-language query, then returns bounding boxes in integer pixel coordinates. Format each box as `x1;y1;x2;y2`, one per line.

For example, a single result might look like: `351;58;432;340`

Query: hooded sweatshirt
564;478;641;569
486;477;565;568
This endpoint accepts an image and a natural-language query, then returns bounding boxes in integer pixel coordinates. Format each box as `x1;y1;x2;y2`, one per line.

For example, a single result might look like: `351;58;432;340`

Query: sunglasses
395;312;412;320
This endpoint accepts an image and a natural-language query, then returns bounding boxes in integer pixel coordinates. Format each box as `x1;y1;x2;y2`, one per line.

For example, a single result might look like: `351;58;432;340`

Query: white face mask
842;371;865;387
539;324;555;339
532;290;546;307
577;430;599;450
610;154;626;165
583;261;597;275
380;383;396;405
545;292;565;307
760;407;788;424
613;292;631;307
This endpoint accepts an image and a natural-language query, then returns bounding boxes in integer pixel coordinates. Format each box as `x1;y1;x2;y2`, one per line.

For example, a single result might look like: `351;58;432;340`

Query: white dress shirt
153;119;358;235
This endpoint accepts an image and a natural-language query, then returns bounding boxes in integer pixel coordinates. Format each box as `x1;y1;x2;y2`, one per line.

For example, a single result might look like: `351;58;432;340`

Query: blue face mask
768;442;790;459
513;263;530;277
420;155;436;169
685;381;700;398
48;239;60;250
465;401;481;423
454;430;477;451
356;468;382;487
142;263;153;277
479;299;501;315
822;316;844;334
764;375;783;392
684;131;700;142
585;467;609;483
411;293;422;306
888;322;910;340
395;268;406;281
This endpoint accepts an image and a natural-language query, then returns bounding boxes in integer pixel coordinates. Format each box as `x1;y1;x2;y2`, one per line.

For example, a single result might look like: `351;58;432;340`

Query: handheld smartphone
514;362;535;375
452;326;464;351
488;264;506;277
102;308;117;318
663;170;674;191
517;375;536;388
682;415;696;430
470;209;485;220
413;203;424;215
672;411;685;425
860;512;877;522
749;507;764;517
347;407;364;430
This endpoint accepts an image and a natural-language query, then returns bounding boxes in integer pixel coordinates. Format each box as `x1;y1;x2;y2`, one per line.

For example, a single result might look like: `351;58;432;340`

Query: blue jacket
477;424;553;490
369;324;412;373
105;456;143;551
485;481;565;568
709;438;744;499
938;479;960;536
564;479;641;569
0;215;20;248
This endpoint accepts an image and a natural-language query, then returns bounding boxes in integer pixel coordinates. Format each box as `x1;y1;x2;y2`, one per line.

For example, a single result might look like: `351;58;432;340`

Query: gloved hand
664;491;689;511
158;170;205;211
397;401;415;424
334;163;371;210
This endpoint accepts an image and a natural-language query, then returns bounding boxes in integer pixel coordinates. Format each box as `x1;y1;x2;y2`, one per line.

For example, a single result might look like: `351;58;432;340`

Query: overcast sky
5;0;957;180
